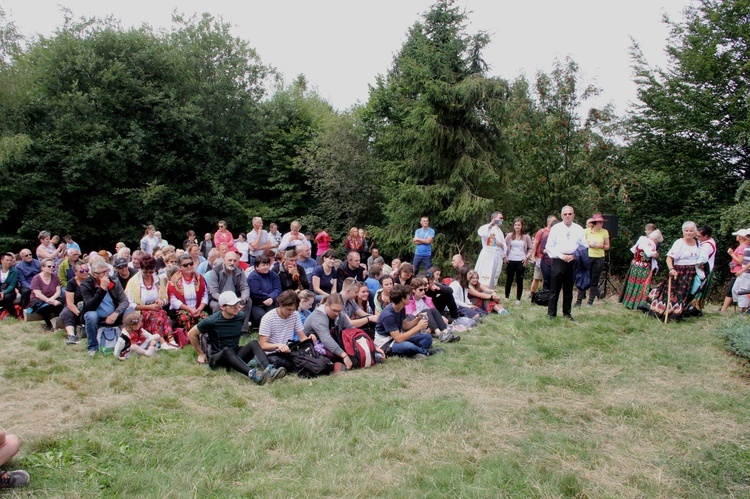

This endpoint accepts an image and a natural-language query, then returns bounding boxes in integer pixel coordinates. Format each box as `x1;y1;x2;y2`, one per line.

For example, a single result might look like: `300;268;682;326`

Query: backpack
531;289;550;306
97;326;120;354
288;339;333;378
340;328;378;369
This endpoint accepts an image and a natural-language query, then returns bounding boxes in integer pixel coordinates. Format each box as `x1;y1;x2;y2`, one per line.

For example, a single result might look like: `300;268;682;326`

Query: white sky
2;0;693;114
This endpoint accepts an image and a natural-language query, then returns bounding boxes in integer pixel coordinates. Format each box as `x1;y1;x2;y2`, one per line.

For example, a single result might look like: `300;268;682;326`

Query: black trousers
210;339;269;376
505;260;526;301
577;257;605;303
427;284;459;320
548;258;574;317
0;290;17;316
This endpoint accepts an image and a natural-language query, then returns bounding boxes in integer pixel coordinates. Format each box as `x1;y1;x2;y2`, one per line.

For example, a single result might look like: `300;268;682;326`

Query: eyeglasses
92;270;107;276
181;262;194;268
78;267;90;274
562;212;574;216
416;287;427;292
328;306;343;314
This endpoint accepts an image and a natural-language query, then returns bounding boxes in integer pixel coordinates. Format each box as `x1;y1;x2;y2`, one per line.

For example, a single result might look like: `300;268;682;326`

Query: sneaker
498;308;510;315
515;300;521;305
87;349;97;356
160;343;178;351
438;330;460;343
248;368;268;385
0;469;30;489
332;362;347;373
574;301;582;308
65;334;79;345
427;347;445;356
564;314;576;322
0;310;8;320
24;308;33;316
264;363;287;383
413;353;428;360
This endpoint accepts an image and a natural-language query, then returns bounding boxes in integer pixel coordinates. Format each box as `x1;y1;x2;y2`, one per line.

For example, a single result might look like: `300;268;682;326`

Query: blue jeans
84;311;102;351
390;333;433;357
413;254;432;274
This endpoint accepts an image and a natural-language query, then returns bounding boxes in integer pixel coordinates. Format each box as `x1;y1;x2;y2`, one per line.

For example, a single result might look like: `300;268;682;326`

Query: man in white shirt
545;205;586;321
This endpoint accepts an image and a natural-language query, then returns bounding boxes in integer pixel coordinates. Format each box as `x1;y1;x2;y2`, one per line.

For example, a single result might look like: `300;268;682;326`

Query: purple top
31;273;61;299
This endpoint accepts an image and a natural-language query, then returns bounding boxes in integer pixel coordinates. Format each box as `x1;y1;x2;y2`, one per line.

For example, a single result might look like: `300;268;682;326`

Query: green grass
2;299;750;497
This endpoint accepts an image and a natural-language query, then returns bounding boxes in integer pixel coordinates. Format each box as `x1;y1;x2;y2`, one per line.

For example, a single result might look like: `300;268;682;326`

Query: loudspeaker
603;214;619;239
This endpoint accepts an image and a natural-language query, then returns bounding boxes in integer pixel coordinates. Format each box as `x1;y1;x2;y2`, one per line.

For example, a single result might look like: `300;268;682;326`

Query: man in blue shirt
374;284;443;358
413;216;435;274
15;249;40;308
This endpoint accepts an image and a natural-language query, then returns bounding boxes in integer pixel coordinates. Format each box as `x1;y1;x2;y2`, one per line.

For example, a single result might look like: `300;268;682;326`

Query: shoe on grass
413;353;428;360
87;349;97;356
497;308;509;315
248;368;268;385
0;469;30;489
427;347;445;356
66;334;79;345
264;363;286;382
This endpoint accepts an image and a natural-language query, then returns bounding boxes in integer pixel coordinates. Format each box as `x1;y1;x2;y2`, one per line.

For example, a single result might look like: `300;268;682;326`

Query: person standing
412;216;435;274
503;217;533;304
529;215;557;298
546;206;586;321
576;213;610;307
475;212;506;289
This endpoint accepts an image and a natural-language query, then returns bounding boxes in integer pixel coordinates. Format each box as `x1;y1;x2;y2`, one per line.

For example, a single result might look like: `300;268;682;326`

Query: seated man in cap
111;257;138;291
188;291;286;384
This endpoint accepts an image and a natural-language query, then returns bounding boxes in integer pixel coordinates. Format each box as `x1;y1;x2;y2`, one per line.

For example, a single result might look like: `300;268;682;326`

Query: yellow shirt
585;228;609;259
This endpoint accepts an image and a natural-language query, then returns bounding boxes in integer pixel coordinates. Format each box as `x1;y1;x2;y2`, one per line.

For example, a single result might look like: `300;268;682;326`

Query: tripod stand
598;251;620;298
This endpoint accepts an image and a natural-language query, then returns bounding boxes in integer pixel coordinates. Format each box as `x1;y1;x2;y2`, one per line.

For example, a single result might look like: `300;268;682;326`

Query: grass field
2;298;749;498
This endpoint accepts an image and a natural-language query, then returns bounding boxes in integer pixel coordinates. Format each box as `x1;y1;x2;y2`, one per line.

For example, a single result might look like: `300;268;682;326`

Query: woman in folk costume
645;221;705;321
620;229;663;309
475;212;506;289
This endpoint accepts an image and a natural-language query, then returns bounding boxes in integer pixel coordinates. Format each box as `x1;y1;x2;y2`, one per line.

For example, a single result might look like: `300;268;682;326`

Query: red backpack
340;328;378;368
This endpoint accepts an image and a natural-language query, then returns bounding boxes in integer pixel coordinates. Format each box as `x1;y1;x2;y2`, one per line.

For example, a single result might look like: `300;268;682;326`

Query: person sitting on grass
405;277;458;343
258;290;315;373
340;278;379;335
114;311;178;360
468;269;508;315
374;284;443;359
0;427;29;490
297;290;315;326
188;291;286;384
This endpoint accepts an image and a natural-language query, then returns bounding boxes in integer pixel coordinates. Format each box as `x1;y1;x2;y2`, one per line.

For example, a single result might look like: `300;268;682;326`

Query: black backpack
531;289;550;306
288;339;333;378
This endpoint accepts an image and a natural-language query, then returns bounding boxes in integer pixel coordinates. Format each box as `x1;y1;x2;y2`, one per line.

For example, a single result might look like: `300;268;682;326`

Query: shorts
533;264;543;281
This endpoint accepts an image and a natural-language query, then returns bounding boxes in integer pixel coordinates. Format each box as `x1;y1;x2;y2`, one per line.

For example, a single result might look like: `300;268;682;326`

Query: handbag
288;338;333;378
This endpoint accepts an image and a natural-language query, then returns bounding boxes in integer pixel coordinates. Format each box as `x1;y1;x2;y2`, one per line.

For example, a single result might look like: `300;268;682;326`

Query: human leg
547;259;564;317
389;334;431;356
561;262;575;317
0;430;20;467
84;311;100;351
514;261;525;301
588;257;605;303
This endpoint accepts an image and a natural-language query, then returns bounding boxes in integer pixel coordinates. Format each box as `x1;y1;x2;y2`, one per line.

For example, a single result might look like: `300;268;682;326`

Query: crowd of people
0;209;744;489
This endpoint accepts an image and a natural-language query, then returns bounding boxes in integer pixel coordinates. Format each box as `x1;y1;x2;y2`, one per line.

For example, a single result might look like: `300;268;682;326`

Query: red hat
589;213;606;223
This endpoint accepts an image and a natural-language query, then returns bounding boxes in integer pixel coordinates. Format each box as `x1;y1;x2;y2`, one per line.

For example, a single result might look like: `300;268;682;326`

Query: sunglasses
416;287;427;292
181;262;194;268
78;268;90;274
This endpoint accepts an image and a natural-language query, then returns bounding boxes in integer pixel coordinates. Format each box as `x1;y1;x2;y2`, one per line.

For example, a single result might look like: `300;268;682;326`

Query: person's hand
653;252;660;259
263;298;273;307
52;299;61;307
72;308;79;316
278;344;290;353
197;353;207;364
343;356;353;369
418;317;429;330
99;275;110;288
309;334;317;342
105;312;118;325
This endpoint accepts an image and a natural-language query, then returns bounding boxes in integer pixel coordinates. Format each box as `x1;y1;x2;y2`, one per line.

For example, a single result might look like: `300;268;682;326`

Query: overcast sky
3;0;694;113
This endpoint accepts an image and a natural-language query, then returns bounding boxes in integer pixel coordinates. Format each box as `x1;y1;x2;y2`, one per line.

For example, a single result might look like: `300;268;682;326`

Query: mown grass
2;299;749;497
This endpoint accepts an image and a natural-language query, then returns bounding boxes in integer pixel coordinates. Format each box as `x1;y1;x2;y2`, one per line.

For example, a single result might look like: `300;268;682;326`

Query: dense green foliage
716;315;750;360
624;0;750;274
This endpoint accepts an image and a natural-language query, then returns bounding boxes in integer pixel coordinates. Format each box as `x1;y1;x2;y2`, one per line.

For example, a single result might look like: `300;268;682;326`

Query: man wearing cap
208;251;252;333
188;291;285;385
57;248;81;287
111;257;137;290
576;213;610;307
546;205;587;321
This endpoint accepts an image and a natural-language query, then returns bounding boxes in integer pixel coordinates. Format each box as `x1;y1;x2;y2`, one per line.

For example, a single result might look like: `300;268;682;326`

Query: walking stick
665;274;672;324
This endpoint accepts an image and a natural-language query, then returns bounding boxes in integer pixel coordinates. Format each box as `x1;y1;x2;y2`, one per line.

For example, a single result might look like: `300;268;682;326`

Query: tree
502;58;630;229
296;108;383;241
363;0;508;263
626;0;750;244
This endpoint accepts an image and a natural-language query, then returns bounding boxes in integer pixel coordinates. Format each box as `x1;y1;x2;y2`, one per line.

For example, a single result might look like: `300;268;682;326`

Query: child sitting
115;311;177;360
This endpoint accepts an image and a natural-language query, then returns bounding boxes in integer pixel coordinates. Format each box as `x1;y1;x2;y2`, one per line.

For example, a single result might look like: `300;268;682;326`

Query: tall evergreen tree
364;0;508;262
626;0;750;240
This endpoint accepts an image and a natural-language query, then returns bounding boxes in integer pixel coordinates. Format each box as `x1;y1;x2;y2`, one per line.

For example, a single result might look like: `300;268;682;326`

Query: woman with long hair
374;275;394;313
468;269;508;314
449;266;485;319
311;249;338;298
503;217;533;304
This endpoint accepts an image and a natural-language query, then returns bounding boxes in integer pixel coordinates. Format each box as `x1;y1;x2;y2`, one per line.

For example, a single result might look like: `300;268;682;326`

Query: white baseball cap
218;291;241;306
